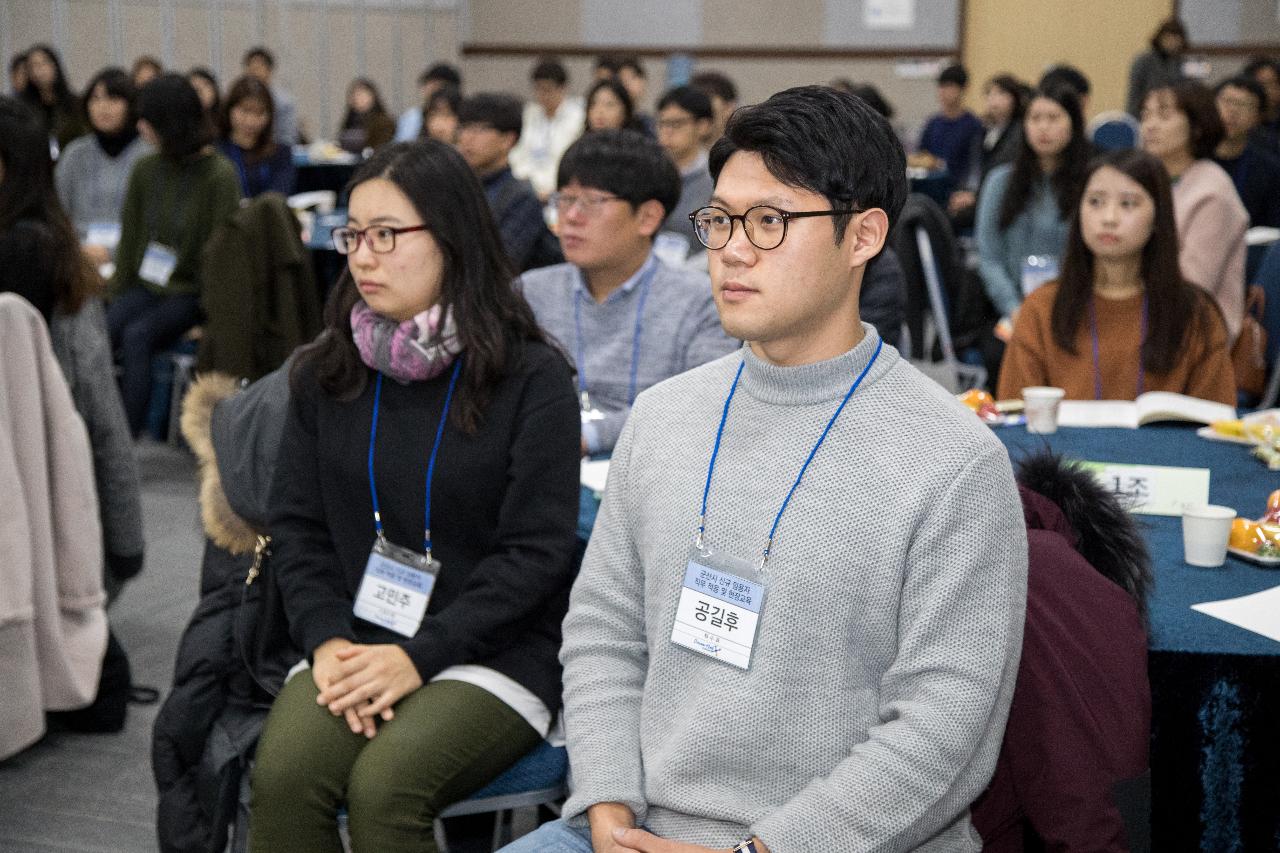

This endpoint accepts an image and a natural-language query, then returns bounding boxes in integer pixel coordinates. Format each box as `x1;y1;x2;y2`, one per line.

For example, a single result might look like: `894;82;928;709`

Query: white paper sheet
580;459;610;494
1191;585;1280;644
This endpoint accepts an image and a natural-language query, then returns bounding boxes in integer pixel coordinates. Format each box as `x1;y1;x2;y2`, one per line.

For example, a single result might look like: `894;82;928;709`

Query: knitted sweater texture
561;328;1028;852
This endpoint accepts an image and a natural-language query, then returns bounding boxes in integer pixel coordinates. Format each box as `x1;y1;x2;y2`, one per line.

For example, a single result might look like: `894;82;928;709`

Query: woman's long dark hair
21;44;75;110
219;75;277;161
341;77;389;130
1051;148;1218;376
584;78;635;134
0;96;98;313
139;73;211;160
998;85;1091;230
291;141;551;432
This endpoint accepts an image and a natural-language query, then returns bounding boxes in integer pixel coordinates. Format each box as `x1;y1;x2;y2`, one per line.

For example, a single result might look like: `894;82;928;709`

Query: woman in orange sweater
997;148;1234;404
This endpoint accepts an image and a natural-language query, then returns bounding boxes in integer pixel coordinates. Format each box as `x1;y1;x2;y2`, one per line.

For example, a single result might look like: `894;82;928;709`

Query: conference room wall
964;0;1174;117
0;0;460;143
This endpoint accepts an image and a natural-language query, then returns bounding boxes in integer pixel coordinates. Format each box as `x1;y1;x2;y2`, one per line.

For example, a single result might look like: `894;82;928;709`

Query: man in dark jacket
972;452;1153;852
456;93;562;272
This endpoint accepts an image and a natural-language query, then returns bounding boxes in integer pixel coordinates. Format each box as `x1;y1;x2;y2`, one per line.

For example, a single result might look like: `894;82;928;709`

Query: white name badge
353;537;440;638
85;221;122;250
670;547;766;670
139;242;178;288
1020;254;1059;297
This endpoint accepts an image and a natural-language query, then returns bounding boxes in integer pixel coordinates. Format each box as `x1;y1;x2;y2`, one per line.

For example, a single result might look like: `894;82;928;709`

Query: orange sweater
997;282;1236;404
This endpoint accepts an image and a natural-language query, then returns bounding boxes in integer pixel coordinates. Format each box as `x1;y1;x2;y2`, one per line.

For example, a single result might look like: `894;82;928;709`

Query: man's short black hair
657;85;712;121
242;46;275;70
594;54;621;75
1039;64;1090;97
690;70;738;104
531;57;568;86
458;93;523;138
557;129;681;218
1216;75;1267;114
9;51;28;74
617;55;645;78
420;63;461;88
938;63;968;88
709;85;907;241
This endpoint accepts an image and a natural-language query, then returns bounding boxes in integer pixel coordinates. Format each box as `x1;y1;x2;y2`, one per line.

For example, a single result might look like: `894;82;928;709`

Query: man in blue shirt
918;64;985;191
457;93;561;272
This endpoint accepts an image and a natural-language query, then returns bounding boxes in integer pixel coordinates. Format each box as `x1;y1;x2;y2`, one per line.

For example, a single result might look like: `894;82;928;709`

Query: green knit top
109;150;241;298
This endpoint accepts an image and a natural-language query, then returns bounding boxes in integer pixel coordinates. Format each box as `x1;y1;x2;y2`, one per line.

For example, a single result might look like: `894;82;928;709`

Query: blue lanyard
697;337;884;569
367;358;463;558
573;261;656;407
1089;296;1146;400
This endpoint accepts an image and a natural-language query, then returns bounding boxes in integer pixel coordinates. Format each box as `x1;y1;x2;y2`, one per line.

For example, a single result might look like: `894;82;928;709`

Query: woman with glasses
249;140;580;853
519;129;736;457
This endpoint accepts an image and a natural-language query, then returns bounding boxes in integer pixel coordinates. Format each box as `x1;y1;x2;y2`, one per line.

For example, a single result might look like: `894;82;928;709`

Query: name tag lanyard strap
697;337;883;571
368;357;463;558
1089;295;1147;400
573;262;657;410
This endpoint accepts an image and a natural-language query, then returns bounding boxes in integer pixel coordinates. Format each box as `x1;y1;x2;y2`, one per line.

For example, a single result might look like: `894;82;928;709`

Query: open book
1057;392;1236;429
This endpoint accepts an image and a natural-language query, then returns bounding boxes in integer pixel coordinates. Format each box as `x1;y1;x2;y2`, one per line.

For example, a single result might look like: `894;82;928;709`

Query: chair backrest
1089;111;1140;151
890;194;988;391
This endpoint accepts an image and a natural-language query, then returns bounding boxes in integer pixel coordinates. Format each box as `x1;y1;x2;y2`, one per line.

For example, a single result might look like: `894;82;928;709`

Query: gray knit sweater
519;254;737;452
560;328;1027;852
50;299;144;571
54;134;152;236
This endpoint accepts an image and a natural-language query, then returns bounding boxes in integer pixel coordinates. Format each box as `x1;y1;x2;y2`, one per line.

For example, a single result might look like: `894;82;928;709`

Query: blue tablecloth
1002;424;1279;849
998;424;1280;657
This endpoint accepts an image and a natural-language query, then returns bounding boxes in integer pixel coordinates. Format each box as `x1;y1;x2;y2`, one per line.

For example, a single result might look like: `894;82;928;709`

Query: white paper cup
1182;505;1237;567
1022;386;1066;434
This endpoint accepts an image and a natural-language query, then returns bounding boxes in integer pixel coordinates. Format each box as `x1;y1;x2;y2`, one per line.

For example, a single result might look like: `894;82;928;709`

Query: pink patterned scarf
350;300;462;383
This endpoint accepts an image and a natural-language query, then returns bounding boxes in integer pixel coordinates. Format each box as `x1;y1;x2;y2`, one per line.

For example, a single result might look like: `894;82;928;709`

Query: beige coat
0;293;107;760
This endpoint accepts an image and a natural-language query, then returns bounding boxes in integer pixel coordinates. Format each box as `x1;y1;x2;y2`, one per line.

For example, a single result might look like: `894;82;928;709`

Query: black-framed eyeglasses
688;204;863;251
547;190;630;217
331;224;429;255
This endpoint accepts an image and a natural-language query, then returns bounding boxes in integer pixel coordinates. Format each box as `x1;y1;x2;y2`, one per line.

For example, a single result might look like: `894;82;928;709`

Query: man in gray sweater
520;129;737;454
504;87;1026;853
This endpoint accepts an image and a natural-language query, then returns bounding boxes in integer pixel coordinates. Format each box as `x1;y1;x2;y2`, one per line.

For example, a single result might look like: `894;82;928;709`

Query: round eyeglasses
688;205;863;251
331;224;429;255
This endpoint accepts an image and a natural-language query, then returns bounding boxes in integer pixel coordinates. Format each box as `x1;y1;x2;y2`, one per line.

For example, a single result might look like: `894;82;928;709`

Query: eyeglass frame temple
686;205;864;249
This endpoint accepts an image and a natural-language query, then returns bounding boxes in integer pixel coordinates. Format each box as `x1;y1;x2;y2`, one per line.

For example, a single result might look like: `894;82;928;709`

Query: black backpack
46;629;158;733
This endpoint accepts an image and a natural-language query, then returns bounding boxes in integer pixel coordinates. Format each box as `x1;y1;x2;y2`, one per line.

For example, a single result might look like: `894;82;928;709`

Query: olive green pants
249;673;540;853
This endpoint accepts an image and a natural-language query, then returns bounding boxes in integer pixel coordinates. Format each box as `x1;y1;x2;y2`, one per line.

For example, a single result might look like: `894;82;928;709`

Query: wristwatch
732;838;762;853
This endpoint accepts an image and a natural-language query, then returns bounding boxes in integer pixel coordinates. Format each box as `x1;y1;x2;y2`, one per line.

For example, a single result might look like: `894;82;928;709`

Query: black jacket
152;365;296;853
